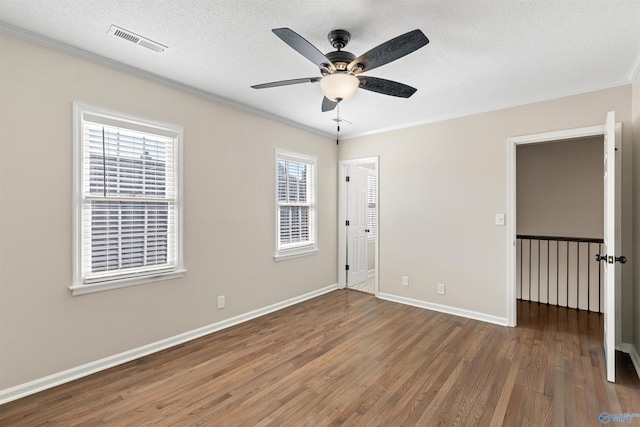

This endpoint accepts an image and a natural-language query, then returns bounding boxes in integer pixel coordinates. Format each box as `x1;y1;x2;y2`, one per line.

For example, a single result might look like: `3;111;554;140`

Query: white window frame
274;149;318;260
71;103;184;295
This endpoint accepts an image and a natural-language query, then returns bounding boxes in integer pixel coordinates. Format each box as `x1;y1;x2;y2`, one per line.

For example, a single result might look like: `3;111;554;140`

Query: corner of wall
626;343;640;379
632;71;640;358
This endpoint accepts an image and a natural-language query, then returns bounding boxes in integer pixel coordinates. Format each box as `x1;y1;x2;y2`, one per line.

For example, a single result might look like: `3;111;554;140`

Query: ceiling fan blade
272;28;335;71
348;29;429;73
357;76;417;98
322;97;338;112
251;77;320;89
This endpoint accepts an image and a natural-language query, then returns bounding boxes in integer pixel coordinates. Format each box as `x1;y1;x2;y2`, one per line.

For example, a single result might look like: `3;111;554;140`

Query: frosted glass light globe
320;73;359;102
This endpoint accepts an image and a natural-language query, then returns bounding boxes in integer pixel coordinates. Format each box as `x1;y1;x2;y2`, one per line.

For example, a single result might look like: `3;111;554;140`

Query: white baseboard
0;284;338;405
377;293;509;326
618;342;640;380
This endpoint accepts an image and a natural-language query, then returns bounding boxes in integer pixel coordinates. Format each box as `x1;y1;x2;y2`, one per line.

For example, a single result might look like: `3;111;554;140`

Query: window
275;149;317;260
367;172;377;239
71;103;184;295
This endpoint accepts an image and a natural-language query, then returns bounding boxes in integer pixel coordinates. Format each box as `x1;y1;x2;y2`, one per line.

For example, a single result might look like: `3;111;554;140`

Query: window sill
273;248;319;262
70;269;186;296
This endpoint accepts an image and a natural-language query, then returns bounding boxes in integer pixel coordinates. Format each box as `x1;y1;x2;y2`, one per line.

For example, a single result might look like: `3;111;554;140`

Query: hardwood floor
1;290;639;426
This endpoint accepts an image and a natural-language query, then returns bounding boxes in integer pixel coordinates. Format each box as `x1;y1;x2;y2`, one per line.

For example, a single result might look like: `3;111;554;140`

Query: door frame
338;156;379;294
506;123;621;328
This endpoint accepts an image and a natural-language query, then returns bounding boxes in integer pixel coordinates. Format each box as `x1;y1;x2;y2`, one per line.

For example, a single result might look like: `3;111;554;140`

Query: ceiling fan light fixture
320;73;359;102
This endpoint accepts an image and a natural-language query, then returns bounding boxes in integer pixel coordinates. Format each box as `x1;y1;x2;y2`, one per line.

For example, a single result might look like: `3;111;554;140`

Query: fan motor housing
324;50;356;73
328;29;351;49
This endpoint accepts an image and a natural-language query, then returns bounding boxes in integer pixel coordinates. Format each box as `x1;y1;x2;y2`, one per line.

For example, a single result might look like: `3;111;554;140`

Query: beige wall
1;32;637;394
339;86;634;338
516;136;604;238
633;71;640;355
368;240;376;272
0;35;338;389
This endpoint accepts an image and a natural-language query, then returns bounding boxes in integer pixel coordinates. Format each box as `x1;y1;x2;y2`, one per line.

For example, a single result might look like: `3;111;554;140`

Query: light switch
495;213;505;226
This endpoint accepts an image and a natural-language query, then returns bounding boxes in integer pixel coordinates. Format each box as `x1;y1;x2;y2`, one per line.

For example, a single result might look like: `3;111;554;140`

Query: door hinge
345;264;350;271
346;220;350;226
346;176;350;182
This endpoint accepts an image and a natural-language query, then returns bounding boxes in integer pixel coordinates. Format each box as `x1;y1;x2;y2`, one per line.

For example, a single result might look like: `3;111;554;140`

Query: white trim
69;270;186;296
0;283;338;405
508;125;605;145
72;102;184;294
507;125;606;327
341;83;630;140
628;51;640;82
0;23;333;140
3;23;635;142
378;293;508;326
273;248;319;261
274;149;318;260
338;157;379;296
506;139;516;326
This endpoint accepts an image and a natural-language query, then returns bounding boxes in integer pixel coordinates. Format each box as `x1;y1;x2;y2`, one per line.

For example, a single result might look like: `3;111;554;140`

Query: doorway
338;157;379;295
507;116;622;382
515;136;604;312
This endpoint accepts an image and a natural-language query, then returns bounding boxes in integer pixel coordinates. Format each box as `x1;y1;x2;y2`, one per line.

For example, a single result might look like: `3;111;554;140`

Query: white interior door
602;110;619;383
346;166;369;286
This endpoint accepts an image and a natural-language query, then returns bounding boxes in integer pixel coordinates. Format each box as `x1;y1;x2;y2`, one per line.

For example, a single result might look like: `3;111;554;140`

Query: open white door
601;110;620;383
346;166;369;286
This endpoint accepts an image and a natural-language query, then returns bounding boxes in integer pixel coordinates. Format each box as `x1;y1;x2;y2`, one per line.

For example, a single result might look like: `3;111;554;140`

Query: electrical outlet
402;276;409;286
217;295;225;309
437;283;446;295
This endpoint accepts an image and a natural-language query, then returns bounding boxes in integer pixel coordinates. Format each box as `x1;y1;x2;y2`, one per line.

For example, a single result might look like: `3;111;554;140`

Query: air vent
108;25;167;53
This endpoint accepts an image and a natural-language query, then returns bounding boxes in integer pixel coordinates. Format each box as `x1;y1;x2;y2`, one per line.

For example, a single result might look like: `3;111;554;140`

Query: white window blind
275;150;317;260
367;172;377;239
72;103;183;294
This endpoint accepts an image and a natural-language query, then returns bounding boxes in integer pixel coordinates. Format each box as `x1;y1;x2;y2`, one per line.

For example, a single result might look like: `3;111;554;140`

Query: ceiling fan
251;28;429;112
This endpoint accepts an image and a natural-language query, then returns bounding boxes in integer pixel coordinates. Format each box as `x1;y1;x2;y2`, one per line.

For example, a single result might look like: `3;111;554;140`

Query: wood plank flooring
1;290;639;426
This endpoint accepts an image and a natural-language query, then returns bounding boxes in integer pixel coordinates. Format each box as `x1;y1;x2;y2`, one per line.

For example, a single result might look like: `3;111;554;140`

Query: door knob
616;256;627;264
595;254;607;262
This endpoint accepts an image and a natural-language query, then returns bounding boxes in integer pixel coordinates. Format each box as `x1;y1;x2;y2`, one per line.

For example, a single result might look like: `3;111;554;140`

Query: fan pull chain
336;99;341;145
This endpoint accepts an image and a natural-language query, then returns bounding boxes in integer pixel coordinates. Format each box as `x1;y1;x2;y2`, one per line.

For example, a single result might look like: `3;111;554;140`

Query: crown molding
341;79;632;140
0;22;334;140
3;21;637;142
628;51;640;83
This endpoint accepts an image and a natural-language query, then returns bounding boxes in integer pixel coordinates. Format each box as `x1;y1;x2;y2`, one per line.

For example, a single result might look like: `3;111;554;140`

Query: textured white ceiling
1;0;639;138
